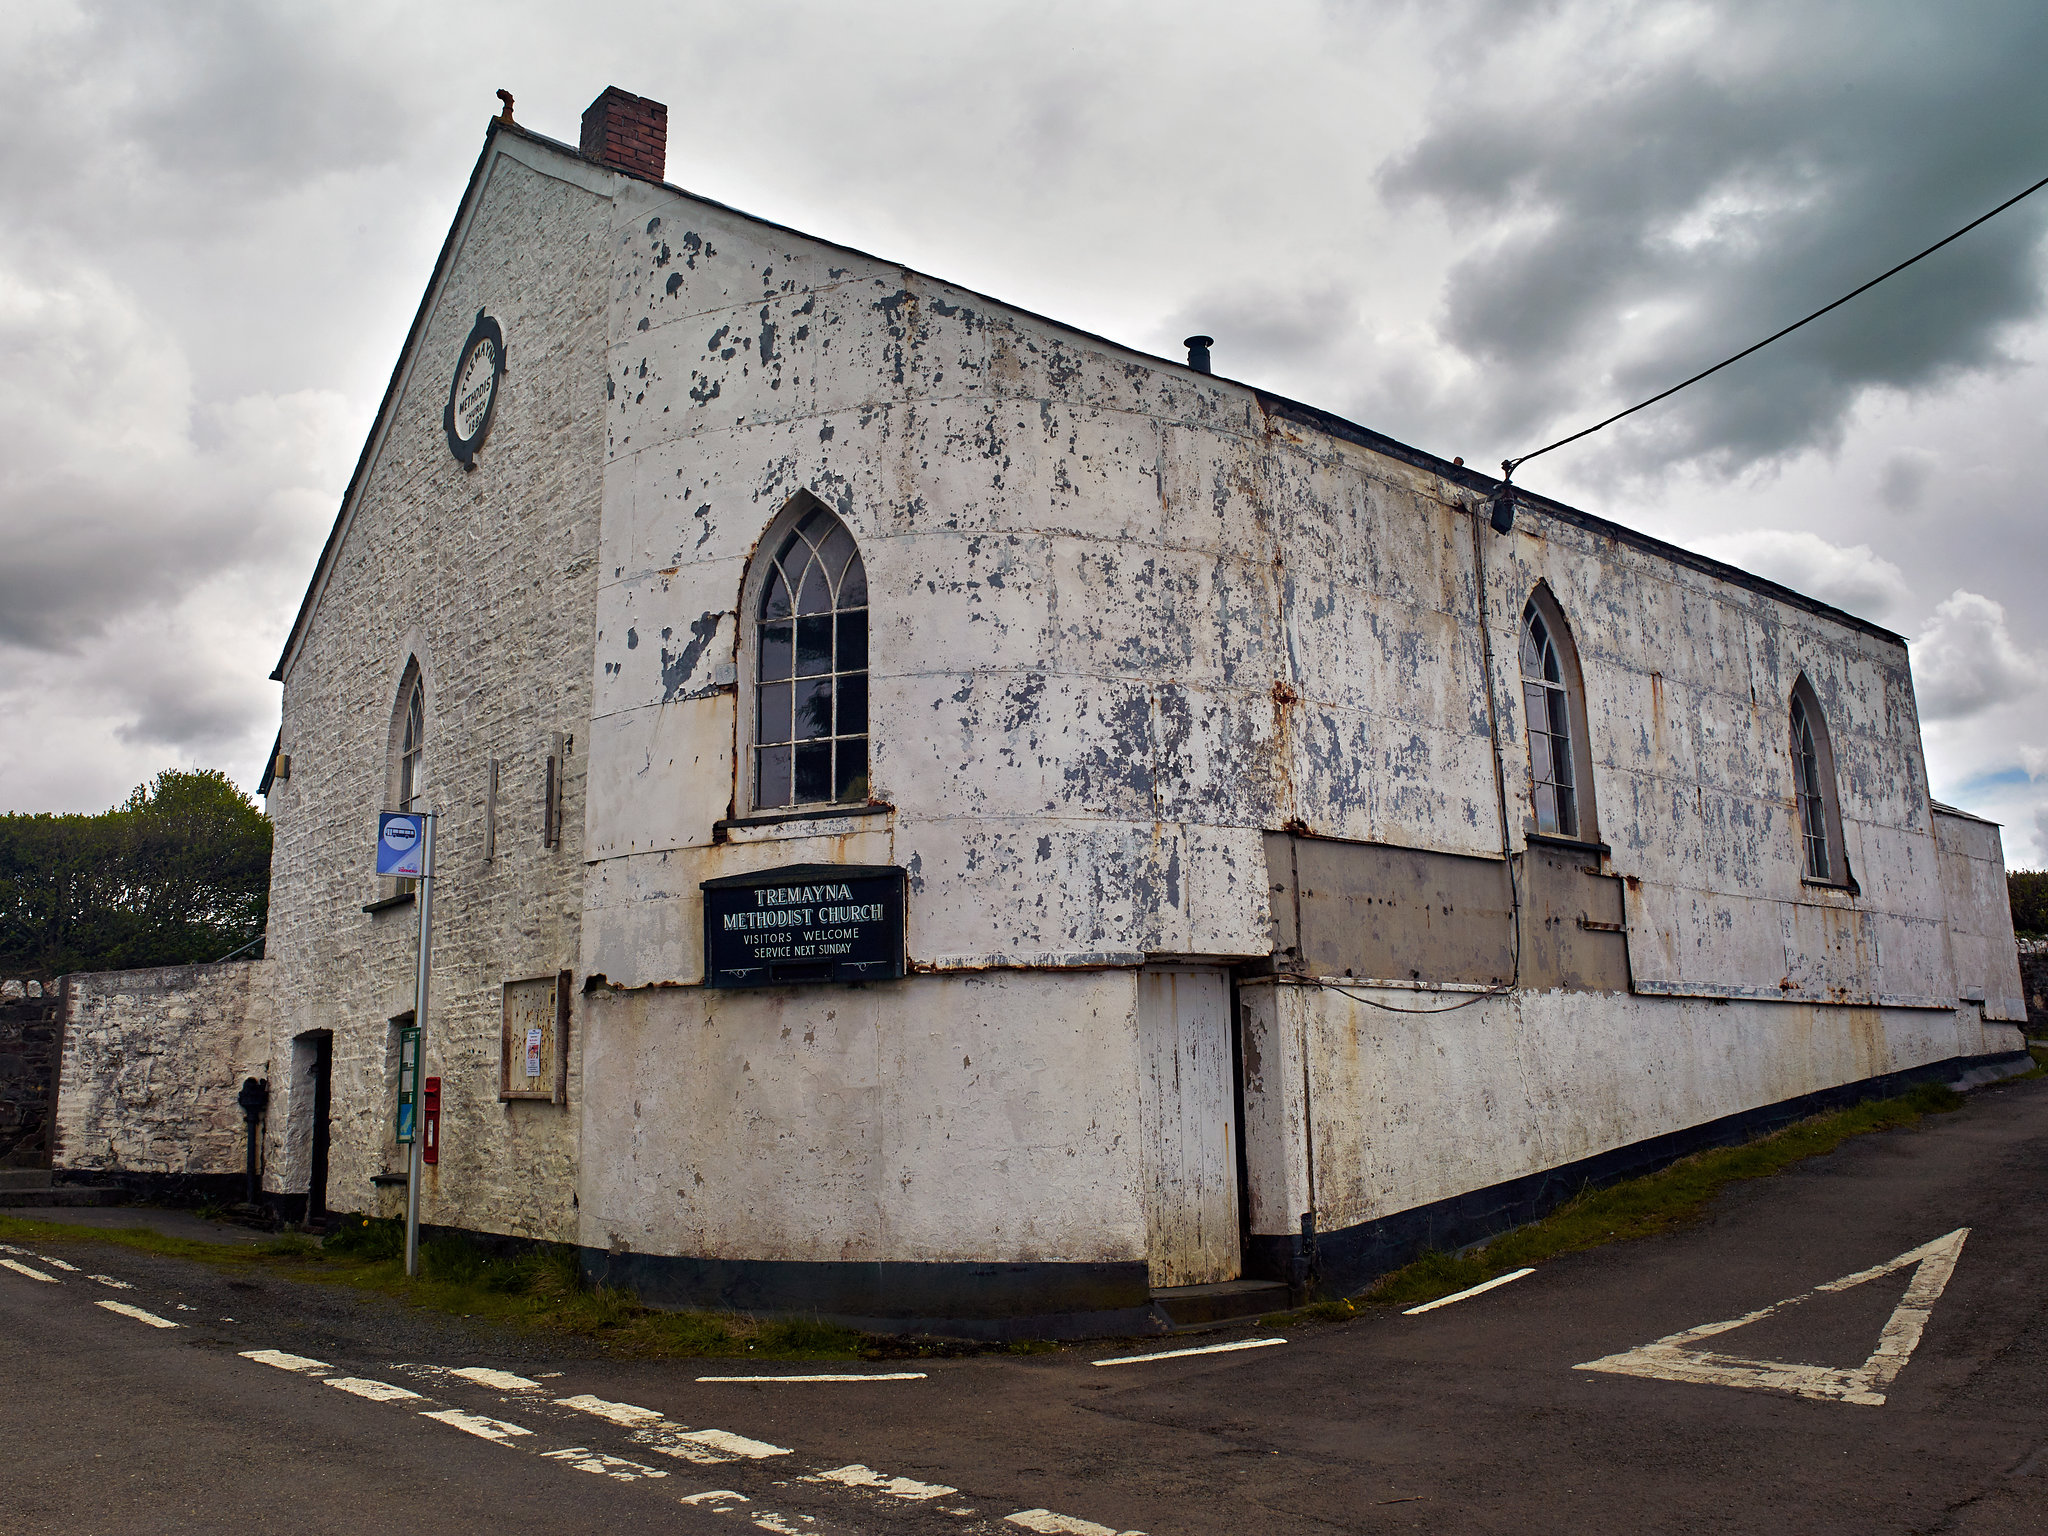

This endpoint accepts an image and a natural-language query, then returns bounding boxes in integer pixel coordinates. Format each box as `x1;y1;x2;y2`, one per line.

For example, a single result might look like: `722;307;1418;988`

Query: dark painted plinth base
51;1168;249;1209
1248;1047;2037;1300
580;1249;1168;1342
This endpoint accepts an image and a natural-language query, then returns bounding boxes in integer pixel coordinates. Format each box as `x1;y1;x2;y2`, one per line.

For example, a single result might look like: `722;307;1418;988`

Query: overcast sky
5;0;2048;858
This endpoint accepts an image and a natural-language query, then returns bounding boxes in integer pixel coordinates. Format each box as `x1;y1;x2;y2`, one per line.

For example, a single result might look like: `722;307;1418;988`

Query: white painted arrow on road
1574;1227;1969;1406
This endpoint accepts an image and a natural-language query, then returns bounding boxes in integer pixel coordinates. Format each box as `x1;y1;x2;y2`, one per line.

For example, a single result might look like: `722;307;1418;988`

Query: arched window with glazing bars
752;505;869;810
388;665;426;894
1520;597;1585;839
1788;678;1843;883
398;679;425;815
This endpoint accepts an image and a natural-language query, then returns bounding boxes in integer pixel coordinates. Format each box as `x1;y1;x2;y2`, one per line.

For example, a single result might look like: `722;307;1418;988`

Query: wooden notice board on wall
501;971;570;1103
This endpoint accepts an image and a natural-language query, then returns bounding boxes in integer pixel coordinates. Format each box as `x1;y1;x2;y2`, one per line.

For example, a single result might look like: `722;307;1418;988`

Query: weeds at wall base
0;1207;1060;1358
0;1211;877;1360
1271;1077;1986;1322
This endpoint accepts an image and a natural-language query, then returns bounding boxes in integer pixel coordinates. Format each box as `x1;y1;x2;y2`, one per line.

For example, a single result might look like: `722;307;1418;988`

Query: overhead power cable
1499;167;2048;485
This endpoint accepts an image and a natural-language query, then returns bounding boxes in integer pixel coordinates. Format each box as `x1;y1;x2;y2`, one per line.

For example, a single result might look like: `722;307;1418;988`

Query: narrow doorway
289;1031;334;1228
1136;967;1242;1287
308;1033;332;1226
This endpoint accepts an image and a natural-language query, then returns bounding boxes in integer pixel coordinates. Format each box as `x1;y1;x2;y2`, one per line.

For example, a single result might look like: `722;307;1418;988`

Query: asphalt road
5;1069;2045;1536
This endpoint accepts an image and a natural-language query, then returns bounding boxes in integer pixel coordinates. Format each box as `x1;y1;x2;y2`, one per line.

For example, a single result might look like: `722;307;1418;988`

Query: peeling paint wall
571;150;2025;1278
260;138;613;1240
1932;808;2027;1021
1240;980;2023;1247
54;964;270;1177
583;172;1979;1005
578;970;1145;1265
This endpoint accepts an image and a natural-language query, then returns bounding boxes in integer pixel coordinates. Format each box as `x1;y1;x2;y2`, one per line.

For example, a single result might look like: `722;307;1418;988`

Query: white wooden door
1136;967;1242;1287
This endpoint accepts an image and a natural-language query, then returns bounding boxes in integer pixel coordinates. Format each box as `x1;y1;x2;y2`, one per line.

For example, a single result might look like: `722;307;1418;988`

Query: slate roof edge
1930;800;2003;827
1248;393;1907;646
548;118;1909;649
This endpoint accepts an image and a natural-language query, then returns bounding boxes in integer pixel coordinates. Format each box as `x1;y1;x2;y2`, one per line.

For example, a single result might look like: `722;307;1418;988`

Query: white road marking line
559;1393;664;1427
1576;1227;1970;1407
90;1275;133;1290
556;1394;790;1464
695;1372;927;1383
97;1299;178;1329
450;1366;541;1391
326;1377;424;1403
421;1407;533;1442
807;1464;956;1500
1403;1267;1536;1315
233;1342;1150;1534
541;1447;669;1482
1006;1510;1147;1536
0;1258;59;1283
31;1254;80;1272
242;1348;330;1373
1092;1337;1285;1367
669;1428;792;1461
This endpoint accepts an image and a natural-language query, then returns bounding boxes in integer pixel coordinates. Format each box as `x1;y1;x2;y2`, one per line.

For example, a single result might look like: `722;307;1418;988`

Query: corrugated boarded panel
1136;968;1240;1288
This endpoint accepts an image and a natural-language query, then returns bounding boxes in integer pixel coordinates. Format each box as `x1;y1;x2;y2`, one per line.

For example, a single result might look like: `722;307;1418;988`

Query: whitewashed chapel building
55;88;2030;1335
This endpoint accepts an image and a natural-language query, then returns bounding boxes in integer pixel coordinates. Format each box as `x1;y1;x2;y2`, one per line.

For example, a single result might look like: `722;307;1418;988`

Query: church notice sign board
703;864;905;988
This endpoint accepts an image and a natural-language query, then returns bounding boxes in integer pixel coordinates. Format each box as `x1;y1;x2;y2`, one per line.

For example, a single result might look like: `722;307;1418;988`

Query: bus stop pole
404;812;437;1279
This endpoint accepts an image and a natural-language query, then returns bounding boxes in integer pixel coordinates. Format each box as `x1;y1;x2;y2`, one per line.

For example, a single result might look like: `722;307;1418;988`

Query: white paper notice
525;1027;543;1077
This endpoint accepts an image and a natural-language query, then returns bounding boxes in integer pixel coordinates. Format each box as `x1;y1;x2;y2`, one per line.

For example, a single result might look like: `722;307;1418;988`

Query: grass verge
0;1213;901;1360
1276;1077;1983;1323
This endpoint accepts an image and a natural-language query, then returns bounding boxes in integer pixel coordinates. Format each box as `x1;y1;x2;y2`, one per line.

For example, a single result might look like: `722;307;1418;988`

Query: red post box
422;1076;441;1166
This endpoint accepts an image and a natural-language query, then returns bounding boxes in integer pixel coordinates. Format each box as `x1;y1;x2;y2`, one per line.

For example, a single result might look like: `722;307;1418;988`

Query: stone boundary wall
1;989;62;1167
54;962;272;1177
2019;938;2048;1035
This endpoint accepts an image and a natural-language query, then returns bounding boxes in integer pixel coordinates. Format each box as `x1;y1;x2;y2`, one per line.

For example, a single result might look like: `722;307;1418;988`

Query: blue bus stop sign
378;813;426;878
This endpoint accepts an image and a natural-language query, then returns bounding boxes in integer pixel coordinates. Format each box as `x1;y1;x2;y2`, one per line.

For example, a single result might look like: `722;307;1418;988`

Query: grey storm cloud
1378;0;2048;478
1876;448;1939;513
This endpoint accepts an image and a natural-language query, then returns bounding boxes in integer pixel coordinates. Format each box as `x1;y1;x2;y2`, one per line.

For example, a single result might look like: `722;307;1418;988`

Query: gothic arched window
751;505;868;810
1789;678;1843;883
388;664;426;894
1519;591;1593;840
398;678;426;815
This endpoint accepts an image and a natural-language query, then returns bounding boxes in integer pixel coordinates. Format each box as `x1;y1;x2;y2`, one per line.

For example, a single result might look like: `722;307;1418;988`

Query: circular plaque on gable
444;310;505;463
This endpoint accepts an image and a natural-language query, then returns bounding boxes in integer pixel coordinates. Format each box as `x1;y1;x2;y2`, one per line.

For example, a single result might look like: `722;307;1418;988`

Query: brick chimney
580;87;667;181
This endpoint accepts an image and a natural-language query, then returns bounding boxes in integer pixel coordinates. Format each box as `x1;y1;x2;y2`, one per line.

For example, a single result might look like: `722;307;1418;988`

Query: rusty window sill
714;802;893;841
362;892;416;915
1523;831;1612;855
1799;876;1855;896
